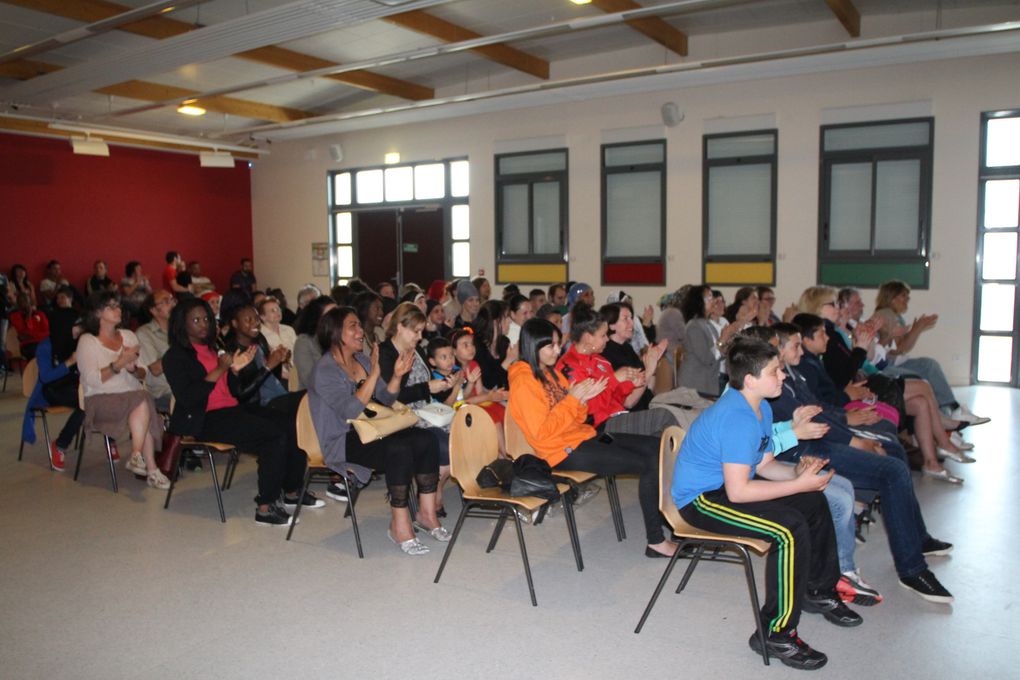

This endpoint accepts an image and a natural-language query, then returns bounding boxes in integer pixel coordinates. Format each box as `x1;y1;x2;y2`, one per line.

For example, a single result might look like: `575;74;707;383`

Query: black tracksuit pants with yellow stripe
679;487;840;634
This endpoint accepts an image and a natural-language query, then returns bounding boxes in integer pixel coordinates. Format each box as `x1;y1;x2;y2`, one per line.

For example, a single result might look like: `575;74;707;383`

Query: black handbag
865;374;907;426
476;458;514;490
509;454;560;501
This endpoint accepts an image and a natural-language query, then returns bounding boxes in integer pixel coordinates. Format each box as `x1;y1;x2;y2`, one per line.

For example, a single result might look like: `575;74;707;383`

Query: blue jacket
21;337;75;444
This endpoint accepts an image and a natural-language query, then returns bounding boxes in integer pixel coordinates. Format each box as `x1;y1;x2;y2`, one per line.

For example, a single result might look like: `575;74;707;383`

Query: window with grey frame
702;130;777;285
601;140;666;285
818;118;933;288
495;150;568;268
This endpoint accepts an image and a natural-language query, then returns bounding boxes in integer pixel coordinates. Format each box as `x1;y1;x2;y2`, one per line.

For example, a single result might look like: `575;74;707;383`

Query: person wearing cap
561;282;594;337
453;279;480;329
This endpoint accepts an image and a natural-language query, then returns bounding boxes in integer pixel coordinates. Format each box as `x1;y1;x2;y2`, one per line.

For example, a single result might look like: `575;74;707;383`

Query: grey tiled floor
1;378;1016;679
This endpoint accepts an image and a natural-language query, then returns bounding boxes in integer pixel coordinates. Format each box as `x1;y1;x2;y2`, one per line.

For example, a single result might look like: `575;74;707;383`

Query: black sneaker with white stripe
900;569;954;603
283;492;326;512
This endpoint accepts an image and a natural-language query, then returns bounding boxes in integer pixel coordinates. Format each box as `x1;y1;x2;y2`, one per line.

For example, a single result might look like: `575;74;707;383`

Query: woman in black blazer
163;298;313;526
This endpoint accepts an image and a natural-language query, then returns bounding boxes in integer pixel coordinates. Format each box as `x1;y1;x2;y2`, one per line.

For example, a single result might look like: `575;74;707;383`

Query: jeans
802;440;930;579
824;473;857;574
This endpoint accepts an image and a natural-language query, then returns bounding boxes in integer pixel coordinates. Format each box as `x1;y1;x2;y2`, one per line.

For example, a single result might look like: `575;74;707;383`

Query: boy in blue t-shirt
672;338;861;671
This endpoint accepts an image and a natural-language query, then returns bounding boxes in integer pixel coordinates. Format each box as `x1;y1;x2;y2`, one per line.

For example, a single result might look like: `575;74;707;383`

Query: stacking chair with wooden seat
287;394;368;557
18;359;77;470
634;426;772;666
73;385;119;493
434;406;581;606
504;404;626;542
3;326;27;392
162;396;239;523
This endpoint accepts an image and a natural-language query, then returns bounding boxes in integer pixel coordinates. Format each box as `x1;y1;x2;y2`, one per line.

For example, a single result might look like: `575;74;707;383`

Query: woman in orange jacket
508;318;676;558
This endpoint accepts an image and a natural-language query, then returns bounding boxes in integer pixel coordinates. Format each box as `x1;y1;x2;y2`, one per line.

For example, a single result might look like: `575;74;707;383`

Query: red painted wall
0;132;252;294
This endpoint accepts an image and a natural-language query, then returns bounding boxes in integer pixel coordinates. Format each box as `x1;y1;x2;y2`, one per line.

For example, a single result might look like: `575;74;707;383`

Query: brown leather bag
156;432;184;477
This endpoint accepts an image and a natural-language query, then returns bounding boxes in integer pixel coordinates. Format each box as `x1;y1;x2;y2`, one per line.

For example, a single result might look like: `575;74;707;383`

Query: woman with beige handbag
308;307;449;556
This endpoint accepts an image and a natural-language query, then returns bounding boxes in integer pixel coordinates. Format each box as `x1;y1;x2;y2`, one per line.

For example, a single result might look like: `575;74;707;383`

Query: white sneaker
125;453;147;476
949;432;974;451
950;405;990;426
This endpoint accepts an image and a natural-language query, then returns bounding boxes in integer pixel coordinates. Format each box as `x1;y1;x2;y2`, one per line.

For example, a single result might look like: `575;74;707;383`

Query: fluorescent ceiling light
177;101;207;116
199;151;235;168
384;152;401;164
70;137;109;156
570;0;593;5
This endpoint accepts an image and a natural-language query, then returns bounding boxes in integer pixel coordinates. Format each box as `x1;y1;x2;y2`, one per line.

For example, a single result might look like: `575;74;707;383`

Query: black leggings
557;433;665;544
199;406;305;506
345;428;439;508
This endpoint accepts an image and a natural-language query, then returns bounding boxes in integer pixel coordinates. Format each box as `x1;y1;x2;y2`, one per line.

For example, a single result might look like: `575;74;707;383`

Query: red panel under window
602;262;663;285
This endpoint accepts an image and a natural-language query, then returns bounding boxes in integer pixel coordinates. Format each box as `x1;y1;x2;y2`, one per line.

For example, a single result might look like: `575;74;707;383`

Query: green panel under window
819;261;928;288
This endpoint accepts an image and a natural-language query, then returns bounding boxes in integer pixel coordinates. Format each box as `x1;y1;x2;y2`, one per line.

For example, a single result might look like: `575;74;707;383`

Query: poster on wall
312;242;330;277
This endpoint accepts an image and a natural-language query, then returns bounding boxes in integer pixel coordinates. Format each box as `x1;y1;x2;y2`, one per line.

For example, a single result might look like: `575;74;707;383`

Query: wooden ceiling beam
385;10;549;80
2;0;434;99
825;0;861;37
590;0;688;57
1;58;314;123
0;115;262;160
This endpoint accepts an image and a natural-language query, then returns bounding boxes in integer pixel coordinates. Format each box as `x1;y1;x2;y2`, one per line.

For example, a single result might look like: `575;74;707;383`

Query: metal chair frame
18;359;78;470
633;426;772;667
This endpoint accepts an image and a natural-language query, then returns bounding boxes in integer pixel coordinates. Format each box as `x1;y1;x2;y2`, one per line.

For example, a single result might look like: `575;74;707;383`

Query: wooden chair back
653;353;674;394
448;405;499;496
502;402;535;458
658;426;686;531
295;394;326;468
5;326;23;359
22;359;39;398
78;384;85;410
287;365;301;392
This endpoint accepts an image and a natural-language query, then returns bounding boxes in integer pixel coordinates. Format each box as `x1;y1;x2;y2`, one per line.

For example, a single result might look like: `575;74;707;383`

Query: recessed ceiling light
177;100;206;116
384;152;401;164
570;0;593;5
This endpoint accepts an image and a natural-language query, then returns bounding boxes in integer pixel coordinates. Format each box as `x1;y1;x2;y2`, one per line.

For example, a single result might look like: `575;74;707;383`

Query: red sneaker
108;440;120;461
49;442;66;472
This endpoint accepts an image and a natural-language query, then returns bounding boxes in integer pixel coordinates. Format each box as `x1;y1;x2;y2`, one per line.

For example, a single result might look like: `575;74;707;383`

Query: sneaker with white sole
283;492;326;511
326;480;349;502
49;442;66;472
125;453;147;476
921;537;953;556
900;569;954;603
837;570;883;606
147;469;171;490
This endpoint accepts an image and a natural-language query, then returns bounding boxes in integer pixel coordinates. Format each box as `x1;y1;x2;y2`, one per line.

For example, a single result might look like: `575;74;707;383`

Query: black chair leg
606;475;625;541
634;540;687;633
73;430;86;481
562;497;584;572
676;543;706;594
511;507;537;606
104;437;118;493
207;451;225;523
40;413;54;471
486;509;508;553
434;502;471;584
163;445;184;510
345;473;364;558
286;468;313;541
740;546;769;667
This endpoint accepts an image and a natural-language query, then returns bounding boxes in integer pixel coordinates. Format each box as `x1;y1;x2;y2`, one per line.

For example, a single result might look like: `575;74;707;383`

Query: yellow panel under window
497;263;568;284
704;261;774;285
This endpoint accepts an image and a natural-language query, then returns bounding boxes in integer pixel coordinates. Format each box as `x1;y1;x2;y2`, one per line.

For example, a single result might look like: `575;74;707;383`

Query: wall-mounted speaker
329;143;344;162
661;102;684;127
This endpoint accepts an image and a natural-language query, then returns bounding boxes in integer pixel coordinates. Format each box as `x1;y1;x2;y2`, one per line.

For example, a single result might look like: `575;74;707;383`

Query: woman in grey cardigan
678;285;723;396
308;306;449;556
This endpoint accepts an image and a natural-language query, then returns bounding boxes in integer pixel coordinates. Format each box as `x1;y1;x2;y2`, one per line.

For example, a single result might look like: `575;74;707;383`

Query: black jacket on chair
163;343;241;437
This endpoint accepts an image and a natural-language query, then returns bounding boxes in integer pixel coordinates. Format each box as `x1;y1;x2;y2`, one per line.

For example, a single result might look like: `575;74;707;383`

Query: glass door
973;110;1020;385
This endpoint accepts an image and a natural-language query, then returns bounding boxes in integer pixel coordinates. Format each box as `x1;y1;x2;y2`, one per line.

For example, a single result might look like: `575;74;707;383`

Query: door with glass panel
973;110;1020;385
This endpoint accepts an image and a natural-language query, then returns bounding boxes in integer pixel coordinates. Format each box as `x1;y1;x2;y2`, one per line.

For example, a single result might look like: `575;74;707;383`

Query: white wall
251;51;1020;386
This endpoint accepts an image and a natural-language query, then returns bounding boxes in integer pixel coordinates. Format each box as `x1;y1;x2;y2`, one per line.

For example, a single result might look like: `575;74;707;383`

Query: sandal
387;529;429;555
412;520;452;542
147;469;171;490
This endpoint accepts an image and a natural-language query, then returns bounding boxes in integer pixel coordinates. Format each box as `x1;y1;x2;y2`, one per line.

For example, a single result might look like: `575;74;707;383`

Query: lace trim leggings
345;427;439;508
